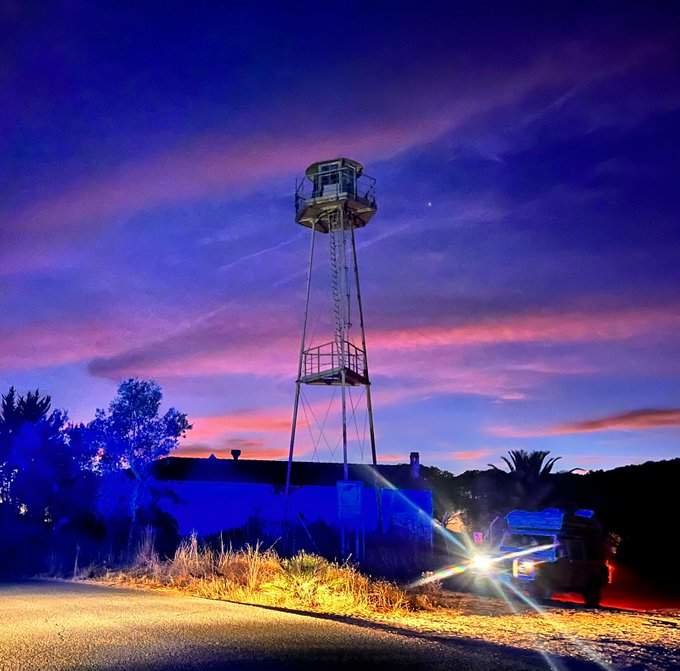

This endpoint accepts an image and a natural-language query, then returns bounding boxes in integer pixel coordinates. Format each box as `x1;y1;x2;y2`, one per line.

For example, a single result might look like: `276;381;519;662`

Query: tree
488;449;563;509
0;387;101;574
0;387;69;515
489;449;561;480
0;387;20;504
89;379;191;475
87;379;191;551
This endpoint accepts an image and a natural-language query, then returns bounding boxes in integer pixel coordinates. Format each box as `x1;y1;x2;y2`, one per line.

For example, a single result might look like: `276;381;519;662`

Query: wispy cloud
177;441;289;460
86;303;680;381
553;408;680;434
2;37;662;275
448;449;495;461
489;408;680;438
219;234;304;272
370;306;680;351
3;296;674;418
0;315;173;371
190;408;299;441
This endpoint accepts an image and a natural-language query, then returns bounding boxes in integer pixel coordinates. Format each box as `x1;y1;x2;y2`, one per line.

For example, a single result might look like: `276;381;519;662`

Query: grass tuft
95;535;411;617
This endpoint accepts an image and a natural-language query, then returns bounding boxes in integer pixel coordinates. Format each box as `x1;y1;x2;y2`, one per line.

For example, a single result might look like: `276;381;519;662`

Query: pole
338;208;349;480
350;226;378;466
286;383;302;496
341;368;348;480
286;221;317;496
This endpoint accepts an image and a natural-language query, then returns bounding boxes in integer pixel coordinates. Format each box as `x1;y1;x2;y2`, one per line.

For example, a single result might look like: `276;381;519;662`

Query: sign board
336;481;363;523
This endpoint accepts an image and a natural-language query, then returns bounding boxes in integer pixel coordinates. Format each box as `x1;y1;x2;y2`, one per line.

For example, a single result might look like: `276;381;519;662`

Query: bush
96;535;410;616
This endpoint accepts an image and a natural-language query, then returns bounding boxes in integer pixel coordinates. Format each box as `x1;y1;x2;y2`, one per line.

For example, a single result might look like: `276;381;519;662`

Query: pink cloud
373;453;411;464
448;449;494;461
0;315;175;371
488;408;680;438
4;296;677;415
370;306;680;351
190;408;299;441
552;408;680;434
5;299;674;383
92;304;680;381
487;425;555;438
177;441;289;461
82;303;680;412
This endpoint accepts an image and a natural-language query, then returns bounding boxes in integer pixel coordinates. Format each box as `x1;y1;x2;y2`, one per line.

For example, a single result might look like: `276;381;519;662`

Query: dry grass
93;532;410;617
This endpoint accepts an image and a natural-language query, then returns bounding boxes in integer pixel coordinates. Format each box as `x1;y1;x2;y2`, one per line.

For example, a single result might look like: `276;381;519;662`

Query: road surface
0;581;601;671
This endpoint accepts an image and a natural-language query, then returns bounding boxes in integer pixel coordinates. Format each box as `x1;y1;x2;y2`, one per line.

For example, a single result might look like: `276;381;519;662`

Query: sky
1;2;680;473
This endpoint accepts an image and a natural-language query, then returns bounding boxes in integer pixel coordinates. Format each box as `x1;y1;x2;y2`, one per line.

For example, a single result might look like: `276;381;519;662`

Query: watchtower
285;158;378;494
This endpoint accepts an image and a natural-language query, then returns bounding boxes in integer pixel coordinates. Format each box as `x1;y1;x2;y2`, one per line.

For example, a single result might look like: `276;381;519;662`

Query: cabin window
321;172;339;187
319;162;339;173
340;168;354;194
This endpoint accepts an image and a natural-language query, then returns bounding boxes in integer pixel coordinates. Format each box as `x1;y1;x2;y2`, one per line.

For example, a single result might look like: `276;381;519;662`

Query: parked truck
494;508;610;607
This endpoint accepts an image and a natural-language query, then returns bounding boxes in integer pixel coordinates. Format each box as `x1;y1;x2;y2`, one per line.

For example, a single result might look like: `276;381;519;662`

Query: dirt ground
374;591;680;671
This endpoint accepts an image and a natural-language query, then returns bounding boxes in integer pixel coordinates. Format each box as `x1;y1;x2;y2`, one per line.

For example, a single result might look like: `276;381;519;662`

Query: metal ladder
329;211;351;366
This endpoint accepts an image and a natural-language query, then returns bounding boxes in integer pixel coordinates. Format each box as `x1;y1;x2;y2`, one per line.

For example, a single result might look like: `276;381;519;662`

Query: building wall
97;474;433;546
152;480;432;544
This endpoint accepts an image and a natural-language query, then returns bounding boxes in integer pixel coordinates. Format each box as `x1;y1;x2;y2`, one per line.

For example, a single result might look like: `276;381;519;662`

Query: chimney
231;449;242;462
409;451;420;479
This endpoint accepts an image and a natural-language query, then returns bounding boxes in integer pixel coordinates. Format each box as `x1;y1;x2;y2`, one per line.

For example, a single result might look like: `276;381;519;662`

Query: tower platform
300;340;369;386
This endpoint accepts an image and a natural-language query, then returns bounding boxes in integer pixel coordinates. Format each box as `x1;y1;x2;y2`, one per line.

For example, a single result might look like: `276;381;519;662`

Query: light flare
360;465;470;553
408;543;557;589
487;578;565;671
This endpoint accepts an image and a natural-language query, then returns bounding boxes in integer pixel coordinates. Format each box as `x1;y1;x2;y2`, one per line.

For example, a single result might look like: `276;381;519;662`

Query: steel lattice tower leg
350;225;378;466
285;222;316;497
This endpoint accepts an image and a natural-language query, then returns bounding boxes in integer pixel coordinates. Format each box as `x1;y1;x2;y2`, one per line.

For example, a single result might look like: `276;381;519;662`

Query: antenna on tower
285;158;378;495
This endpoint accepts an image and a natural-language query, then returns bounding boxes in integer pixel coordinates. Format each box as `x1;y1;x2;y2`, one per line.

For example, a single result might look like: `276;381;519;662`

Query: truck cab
498;508;609;607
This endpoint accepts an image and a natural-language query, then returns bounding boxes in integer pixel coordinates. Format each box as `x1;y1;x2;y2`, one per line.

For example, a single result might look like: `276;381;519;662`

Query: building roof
151;456;429;491
304;157;364;178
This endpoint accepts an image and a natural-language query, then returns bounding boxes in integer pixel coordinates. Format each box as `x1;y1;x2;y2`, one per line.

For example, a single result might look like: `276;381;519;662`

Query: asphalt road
0;581;606;671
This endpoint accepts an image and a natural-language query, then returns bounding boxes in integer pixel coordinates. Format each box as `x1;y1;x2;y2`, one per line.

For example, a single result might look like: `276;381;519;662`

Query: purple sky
2;3;680;472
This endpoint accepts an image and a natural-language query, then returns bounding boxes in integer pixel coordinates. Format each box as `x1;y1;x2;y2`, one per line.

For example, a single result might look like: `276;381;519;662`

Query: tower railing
302;340;367;381
295;170;376;221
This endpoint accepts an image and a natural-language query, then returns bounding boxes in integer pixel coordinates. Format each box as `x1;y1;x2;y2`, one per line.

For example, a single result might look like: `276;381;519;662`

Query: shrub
96;536;409;616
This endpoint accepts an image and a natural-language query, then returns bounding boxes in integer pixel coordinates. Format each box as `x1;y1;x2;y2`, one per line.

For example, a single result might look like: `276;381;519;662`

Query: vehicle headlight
518;560;535;574
470;553;493;573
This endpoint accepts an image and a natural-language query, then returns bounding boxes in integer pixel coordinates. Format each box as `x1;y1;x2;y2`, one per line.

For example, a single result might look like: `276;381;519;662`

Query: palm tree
489;449;561;481
488;449;563;509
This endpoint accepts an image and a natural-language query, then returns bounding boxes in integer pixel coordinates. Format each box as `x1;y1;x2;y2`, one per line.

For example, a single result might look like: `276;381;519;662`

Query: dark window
321;172;339;186
340;169;354;194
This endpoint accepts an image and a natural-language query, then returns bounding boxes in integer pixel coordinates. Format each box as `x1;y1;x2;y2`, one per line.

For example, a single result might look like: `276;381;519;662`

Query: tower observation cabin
295;158;376;232
287;158;379;491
